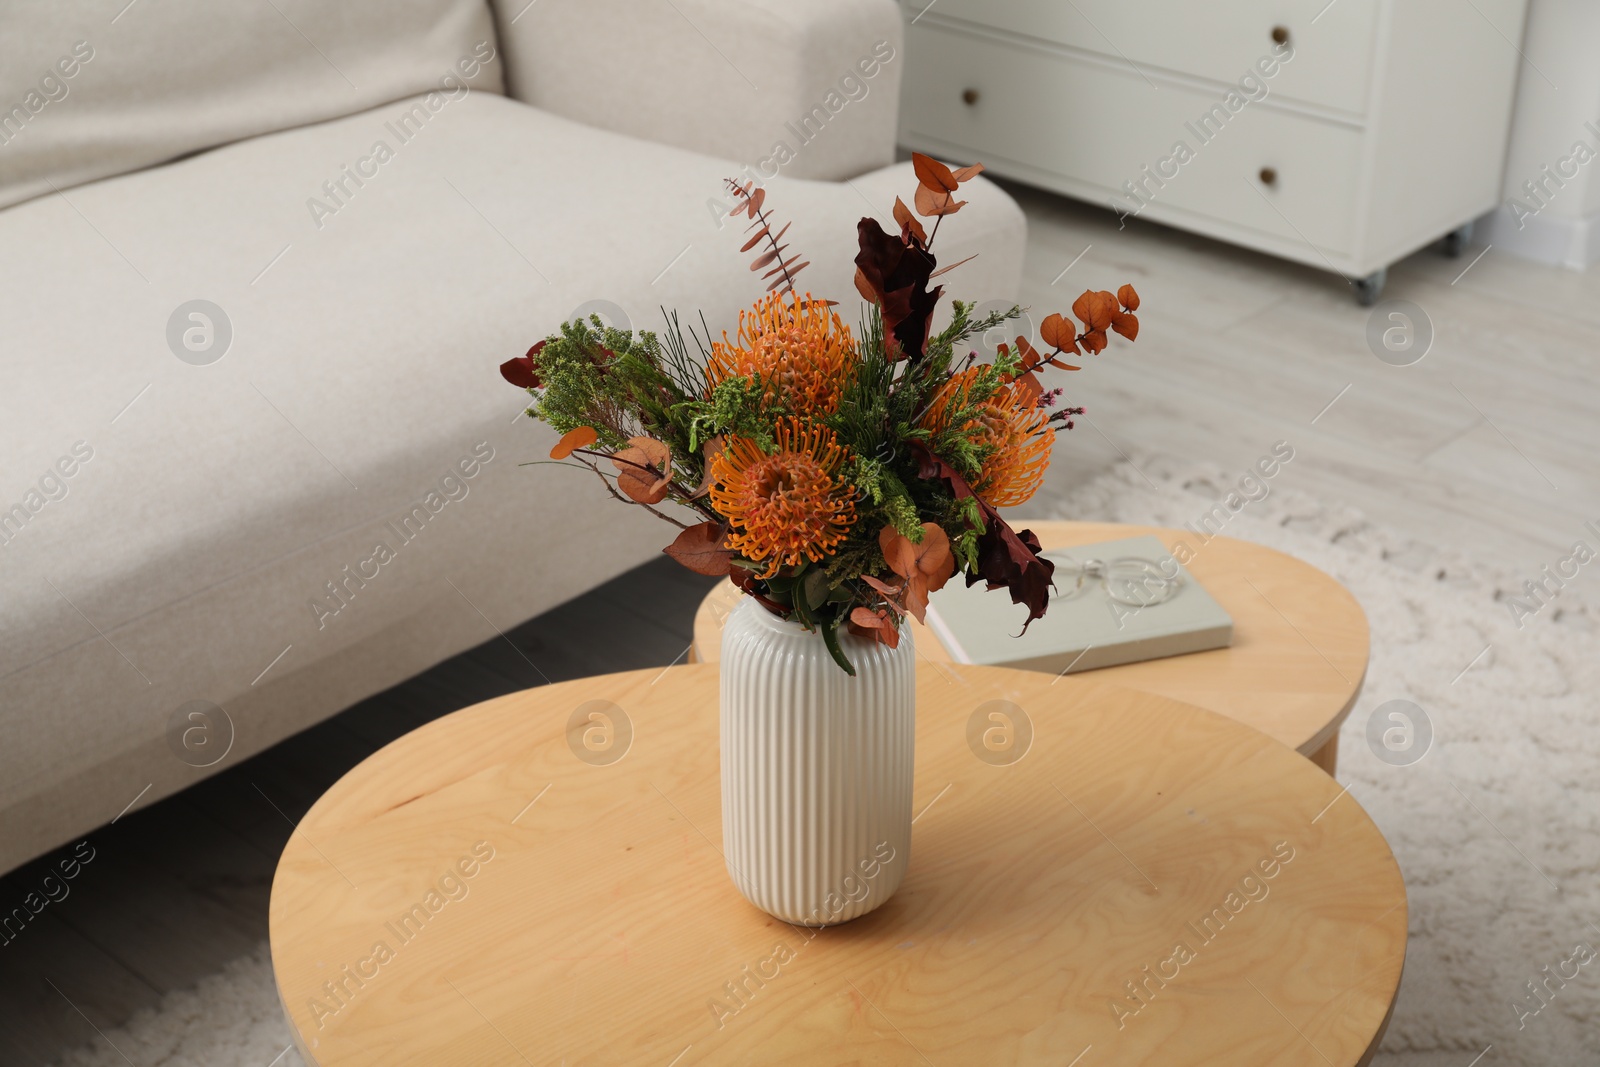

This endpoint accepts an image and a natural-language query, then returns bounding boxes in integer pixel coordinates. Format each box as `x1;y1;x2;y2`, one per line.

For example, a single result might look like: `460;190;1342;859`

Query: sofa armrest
489;0;903;181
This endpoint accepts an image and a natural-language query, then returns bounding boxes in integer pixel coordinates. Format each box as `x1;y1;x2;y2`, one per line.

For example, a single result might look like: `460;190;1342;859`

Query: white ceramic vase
719;595;916;925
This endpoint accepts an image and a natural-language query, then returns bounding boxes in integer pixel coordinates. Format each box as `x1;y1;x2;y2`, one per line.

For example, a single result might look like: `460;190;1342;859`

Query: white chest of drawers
899;0;1531;302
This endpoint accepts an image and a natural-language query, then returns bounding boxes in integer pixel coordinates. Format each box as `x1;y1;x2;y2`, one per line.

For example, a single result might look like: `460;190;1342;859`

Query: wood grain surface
693;522;1368;768
269;663;1404;1066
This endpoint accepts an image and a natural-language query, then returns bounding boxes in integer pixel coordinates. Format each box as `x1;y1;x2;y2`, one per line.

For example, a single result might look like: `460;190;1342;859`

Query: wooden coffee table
692;522;1368;774
269;664;1404;1066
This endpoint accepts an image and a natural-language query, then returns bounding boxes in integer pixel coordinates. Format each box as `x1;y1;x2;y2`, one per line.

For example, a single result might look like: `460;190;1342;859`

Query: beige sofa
0;0;1025;873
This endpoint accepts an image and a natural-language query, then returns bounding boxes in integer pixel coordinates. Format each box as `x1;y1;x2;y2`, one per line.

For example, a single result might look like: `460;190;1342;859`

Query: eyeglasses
1047;555;1185;608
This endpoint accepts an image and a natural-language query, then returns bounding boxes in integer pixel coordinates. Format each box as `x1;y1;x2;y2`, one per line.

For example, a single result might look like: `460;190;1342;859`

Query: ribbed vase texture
720;597;916;925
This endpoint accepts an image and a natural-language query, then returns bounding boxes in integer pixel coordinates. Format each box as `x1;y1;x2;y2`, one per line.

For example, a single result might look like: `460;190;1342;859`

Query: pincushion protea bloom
706;293;855;415
921;370;1053;508
711;417;856;577
502;156;1142;673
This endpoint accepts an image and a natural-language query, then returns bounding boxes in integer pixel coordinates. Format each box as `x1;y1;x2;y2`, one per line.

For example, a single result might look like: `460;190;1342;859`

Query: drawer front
914;0;1379;117
903;24;1364;255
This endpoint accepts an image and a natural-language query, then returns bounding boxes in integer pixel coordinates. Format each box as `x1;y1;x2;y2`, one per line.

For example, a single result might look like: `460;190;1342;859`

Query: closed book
924;535;1233;673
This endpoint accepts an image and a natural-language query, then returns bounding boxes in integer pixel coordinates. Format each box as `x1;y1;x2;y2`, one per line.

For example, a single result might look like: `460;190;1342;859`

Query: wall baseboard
1476;202;1600;271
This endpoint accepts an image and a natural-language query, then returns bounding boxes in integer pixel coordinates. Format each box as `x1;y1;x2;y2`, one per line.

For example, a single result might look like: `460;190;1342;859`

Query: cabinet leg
1351;268;1387;307
1440;221;1474;258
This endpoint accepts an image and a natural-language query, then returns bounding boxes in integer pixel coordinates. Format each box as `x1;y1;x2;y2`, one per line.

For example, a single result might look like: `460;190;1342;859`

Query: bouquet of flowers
501;155;1141;673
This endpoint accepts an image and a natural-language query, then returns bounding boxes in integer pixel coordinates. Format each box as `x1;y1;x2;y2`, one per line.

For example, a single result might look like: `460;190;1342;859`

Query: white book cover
924;535;1233;673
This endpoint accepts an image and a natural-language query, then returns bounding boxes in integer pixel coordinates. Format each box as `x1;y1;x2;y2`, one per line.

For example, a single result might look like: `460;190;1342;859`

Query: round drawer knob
1271;25;1290;45
962;88;980;106
1259;166;1278;186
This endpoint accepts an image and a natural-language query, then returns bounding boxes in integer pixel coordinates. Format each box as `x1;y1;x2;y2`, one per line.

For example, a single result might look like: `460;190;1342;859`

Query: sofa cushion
0;89;1025;871
0;0;503;211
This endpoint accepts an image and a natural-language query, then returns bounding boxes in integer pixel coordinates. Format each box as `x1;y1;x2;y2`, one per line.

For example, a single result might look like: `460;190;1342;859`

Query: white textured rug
51;458;1600;1066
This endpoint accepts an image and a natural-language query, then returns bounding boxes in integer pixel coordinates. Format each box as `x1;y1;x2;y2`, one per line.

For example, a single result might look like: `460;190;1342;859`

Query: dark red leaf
499;340;545;388
911;442;1055;630
855;217;942;361
500;356;538;388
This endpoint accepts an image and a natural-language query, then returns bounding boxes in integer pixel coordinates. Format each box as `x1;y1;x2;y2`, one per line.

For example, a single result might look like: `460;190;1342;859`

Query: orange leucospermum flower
710;417;857;577
922;369;1053;508
706;293;855;415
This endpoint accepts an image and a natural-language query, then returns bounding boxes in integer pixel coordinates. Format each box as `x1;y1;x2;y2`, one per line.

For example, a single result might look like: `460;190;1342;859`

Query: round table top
692;521;1369;759
269;663;1404;1067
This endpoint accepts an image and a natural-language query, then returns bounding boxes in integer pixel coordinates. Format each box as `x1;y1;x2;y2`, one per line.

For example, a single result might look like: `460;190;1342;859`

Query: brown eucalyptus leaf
1013;335;1045;371
929;253;979;278
1039;312;1076;353
624;436;670;468
1014;371;1043;406
914;182;966;217
853;267;876;302
762;254;804;279
879;526;918;579
688;435;724;500
611;437;672;504
1117;283;1141;311
549;425;597;460
616;466;671;504
1072;289;1118;331
912;151;959;192
950;163;986;182
663;522;733;576
861;574;904;598
892;196;928;244
740;228;769;252
848;606;901;648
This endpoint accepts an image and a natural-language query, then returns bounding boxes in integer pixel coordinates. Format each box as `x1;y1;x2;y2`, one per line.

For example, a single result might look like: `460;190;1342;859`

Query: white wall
1477;0;1600;269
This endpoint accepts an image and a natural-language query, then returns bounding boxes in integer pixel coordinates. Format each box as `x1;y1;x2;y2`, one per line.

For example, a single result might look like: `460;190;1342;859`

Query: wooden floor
1007;179;1600;574
4;183;1598;1065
